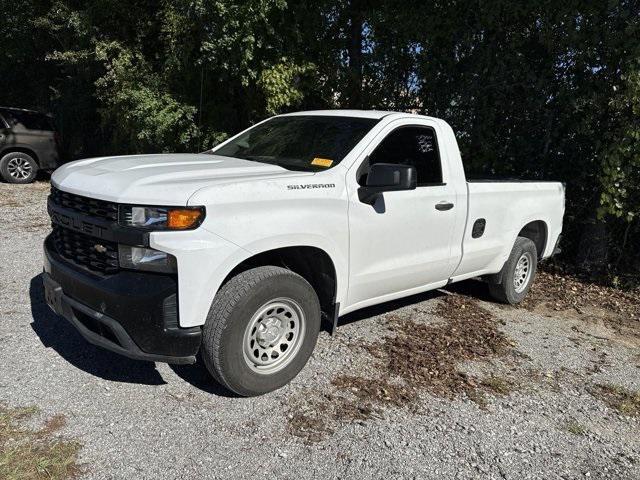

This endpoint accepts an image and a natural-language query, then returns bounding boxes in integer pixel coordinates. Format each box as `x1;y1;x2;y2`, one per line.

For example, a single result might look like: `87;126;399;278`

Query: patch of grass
591;384;640;416
480;375;516;396
465;390;489;409
565;420;588;436
0;404;82;480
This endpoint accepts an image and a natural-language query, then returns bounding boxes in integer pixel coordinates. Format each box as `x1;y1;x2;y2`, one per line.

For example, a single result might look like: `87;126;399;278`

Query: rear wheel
0;152;38;183
488;236;538;304
201;266;321;396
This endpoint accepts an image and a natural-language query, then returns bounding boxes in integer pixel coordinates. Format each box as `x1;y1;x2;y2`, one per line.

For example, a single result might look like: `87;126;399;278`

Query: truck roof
279;109;443;124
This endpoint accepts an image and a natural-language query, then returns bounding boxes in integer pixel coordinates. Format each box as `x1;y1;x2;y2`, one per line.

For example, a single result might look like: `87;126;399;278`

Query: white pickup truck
43;110;564;396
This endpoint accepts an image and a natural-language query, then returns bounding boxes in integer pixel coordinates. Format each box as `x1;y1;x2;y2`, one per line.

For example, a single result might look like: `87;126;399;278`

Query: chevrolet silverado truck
43;110;564;396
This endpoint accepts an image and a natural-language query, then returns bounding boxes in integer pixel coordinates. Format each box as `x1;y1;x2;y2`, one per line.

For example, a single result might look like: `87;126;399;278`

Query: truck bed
450;180;564;281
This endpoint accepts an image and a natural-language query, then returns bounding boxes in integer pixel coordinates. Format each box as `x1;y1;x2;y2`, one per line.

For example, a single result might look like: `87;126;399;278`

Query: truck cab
43;110;564;396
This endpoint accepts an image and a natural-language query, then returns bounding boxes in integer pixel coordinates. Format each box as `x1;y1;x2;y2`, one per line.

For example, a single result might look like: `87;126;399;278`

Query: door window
361;126;443;186
0;109;55;131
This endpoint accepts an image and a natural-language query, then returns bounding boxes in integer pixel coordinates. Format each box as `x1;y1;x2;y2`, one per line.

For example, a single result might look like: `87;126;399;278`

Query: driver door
346;120;459;308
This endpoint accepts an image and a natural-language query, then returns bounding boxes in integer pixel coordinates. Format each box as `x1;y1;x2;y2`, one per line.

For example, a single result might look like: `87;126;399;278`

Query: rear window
0;109;55;131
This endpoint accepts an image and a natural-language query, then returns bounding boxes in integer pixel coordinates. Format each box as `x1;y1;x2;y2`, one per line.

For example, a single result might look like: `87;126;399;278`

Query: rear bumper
43;236;201;364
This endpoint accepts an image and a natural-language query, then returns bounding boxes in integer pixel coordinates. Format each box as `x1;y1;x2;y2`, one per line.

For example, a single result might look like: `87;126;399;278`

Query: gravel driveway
1;182;639;479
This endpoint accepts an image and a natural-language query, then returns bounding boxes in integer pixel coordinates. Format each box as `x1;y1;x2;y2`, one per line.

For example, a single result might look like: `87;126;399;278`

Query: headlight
119;245;177;273
119;205;205;230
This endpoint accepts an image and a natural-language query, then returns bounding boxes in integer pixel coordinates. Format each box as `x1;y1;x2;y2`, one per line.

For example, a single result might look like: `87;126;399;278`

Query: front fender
150;229;347;328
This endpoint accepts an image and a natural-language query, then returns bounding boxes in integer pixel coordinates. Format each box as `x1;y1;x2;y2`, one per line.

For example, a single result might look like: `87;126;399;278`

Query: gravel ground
1;181;639;479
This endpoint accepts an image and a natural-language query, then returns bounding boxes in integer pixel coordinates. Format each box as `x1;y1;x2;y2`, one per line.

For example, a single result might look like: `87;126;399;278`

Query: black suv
0;107;60;183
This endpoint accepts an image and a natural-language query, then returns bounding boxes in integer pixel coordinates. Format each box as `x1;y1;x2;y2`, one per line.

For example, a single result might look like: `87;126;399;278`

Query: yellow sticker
311;157;333;168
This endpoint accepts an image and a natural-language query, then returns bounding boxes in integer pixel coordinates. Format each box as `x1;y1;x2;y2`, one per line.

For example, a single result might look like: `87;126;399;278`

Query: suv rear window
0;109;55;131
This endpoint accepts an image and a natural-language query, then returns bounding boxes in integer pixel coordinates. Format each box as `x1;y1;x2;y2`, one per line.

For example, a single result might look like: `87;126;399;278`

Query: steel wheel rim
513;252;533;293
7;157;32;180
242;297;306;374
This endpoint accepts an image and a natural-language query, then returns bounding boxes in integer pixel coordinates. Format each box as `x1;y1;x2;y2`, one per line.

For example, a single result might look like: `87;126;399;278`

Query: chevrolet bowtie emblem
93;244;107;253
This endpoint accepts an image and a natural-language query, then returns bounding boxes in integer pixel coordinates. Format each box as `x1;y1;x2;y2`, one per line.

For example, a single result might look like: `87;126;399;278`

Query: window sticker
311;157;334;168
417;134;434;153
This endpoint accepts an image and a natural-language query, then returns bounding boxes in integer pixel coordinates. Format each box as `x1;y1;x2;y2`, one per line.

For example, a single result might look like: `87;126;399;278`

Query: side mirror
358;163;417;204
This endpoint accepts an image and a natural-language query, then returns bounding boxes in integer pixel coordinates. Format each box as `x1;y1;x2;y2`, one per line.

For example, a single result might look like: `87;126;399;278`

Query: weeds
591;384;640;416
564;421;588;436
480;375;516;396
0;404;81;480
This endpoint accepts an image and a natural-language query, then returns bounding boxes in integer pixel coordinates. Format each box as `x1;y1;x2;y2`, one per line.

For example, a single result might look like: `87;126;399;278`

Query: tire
488;236;538;305
0;152;38;183
201;266;321;396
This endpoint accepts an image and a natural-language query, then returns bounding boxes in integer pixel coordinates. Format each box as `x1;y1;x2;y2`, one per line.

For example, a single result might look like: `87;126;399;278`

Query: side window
363;126;443;187
0;110;16;129
0;109;55;131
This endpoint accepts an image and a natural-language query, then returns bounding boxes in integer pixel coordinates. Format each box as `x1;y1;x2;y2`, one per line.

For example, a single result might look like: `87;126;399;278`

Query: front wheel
201;266;321;396
488;236;538;305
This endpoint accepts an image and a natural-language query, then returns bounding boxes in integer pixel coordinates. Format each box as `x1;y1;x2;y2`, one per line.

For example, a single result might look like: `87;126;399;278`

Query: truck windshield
211;115;379;171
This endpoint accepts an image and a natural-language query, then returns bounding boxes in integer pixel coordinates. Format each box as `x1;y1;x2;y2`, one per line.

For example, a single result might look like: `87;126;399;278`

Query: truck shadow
29;272;493;394
29;273;236;396
29;274;167;386
337;278;493;327
169;360;238;397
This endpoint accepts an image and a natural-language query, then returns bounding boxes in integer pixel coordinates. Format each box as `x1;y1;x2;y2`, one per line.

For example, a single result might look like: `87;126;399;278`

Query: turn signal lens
119;205;205;230
167;208;204;230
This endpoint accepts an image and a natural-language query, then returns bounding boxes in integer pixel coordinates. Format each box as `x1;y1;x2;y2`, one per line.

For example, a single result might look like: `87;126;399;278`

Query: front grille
50;186;118;222
51;224;119;274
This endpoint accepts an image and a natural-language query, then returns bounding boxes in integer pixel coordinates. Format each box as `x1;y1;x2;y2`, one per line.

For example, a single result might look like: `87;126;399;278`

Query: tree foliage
1;0;639;278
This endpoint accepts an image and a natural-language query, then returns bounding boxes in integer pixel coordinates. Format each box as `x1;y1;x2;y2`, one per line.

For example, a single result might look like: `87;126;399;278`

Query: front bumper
43;236;201;364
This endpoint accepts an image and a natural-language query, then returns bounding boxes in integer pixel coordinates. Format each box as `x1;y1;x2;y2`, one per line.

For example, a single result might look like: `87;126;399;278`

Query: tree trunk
576;216;609;274
346;0;363;108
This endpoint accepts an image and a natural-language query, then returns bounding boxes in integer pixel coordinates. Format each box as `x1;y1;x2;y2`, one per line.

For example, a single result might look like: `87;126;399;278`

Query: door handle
435;201;454;211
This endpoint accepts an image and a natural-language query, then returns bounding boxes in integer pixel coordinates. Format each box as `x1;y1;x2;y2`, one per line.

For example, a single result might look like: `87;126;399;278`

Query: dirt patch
590;384;640;416
286;392;338;444
479;375;517;396
0;198;21;208
40;414;67;437
364;294;511;397
0;404;82;480
286;377;417;443
331;375;417;409
287;294;513;443
522;270;640;340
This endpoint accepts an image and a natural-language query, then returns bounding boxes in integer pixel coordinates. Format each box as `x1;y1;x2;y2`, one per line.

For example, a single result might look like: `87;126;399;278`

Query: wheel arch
517;220;548;260
1;146;40;164
484;219;548;286
220;245;340;331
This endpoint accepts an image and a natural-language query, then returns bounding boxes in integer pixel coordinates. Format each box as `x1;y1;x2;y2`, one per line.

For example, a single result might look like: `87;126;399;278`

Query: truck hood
51;153;313;205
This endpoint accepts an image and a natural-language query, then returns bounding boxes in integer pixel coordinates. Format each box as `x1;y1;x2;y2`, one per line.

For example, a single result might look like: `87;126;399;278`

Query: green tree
1;0;638;279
